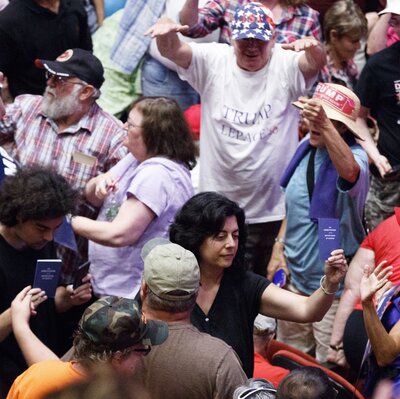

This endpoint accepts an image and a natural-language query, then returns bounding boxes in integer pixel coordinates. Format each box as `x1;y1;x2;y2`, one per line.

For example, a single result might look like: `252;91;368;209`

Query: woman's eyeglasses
126;118;143;130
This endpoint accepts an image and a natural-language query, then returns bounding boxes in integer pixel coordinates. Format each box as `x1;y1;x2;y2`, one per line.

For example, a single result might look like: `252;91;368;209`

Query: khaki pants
276;283;339;363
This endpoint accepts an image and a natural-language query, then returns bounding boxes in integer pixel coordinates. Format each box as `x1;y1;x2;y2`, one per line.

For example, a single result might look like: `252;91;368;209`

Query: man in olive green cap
7;291;168;399
135;238;247;399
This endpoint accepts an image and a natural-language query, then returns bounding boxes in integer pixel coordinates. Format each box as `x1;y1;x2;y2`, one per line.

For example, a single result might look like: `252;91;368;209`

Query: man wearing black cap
0;48;127;282
7;294;168;399
135;239;247;399
0;0;91;99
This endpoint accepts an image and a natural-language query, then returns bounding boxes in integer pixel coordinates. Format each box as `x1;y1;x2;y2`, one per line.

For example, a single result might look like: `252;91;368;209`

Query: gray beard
41;86;81;120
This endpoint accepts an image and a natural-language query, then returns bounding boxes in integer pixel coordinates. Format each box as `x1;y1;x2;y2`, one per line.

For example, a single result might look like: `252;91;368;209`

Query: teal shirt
284;146;369;296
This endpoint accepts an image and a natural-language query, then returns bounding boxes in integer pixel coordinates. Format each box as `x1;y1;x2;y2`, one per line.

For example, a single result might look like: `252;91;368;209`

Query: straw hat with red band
293;83;364;141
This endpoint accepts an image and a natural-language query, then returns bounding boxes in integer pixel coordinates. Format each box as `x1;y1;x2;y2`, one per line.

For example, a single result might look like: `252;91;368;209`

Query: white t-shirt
178;43;313;223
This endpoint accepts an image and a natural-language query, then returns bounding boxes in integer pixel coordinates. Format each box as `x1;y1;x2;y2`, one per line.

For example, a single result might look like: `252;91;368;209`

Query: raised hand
145;17;189;38
281;36;320;52
360;261;393;303
324;249;348;286
11;286;46;323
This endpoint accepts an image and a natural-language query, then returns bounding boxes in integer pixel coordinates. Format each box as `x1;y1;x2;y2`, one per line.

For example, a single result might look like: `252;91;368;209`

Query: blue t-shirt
284;145;369;295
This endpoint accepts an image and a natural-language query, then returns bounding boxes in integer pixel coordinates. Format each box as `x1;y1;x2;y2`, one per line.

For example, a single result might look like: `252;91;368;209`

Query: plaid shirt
0;94;127;191
320;52;359;90
0;95;127;280
185;1;321;44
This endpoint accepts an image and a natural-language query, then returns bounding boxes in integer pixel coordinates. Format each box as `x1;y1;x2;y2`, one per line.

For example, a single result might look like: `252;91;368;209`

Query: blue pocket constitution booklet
318;218;340;261
33;259;62;298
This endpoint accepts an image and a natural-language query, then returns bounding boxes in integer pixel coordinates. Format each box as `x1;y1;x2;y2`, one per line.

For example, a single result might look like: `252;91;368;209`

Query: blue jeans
141;54;200;111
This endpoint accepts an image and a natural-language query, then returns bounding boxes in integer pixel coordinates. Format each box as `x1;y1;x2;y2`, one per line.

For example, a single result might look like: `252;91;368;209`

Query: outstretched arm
145;17;193;69
261;249;347;322
11;286;59;365
72;196;155;247
361;263;399;367
327;248;376;366
282;37;326;82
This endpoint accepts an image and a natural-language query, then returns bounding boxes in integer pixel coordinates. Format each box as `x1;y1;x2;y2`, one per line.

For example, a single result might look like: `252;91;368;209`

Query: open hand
281;36;319;52
360;261;393;303
11;286;46;324
145;17;189;38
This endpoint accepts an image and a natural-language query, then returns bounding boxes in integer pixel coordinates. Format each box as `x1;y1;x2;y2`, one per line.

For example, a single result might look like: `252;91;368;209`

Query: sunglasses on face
129;345;151;356
45;71;86;86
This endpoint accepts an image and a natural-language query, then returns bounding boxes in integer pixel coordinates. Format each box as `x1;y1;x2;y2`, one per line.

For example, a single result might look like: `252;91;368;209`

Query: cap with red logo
35;48;104;89
293;83;364;140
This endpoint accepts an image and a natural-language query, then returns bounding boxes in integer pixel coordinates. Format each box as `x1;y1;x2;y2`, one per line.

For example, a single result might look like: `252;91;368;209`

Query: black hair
169;191;247;272
0;166;79;226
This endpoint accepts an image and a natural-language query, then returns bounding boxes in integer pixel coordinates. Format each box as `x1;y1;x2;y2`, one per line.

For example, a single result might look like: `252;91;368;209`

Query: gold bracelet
320;276;337;295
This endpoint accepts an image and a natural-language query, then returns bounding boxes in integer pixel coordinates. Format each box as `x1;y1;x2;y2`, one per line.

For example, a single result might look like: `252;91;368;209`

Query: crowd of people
0;0;399;398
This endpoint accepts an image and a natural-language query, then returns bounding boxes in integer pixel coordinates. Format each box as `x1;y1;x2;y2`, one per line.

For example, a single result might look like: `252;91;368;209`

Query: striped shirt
0;94;127;191
185;1;321;44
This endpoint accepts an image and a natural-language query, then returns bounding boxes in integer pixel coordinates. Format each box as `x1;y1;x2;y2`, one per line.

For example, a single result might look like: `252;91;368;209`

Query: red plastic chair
266;339;320;365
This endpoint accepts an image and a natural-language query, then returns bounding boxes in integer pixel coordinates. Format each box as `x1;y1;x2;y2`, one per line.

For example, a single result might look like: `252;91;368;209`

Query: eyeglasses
238;387;277;399
126;118;143;130
45;71;86;86
130;345;151;356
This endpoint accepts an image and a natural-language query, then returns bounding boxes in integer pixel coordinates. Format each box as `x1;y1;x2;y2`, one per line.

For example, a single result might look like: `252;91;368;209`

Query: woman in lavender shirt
72;97;196;298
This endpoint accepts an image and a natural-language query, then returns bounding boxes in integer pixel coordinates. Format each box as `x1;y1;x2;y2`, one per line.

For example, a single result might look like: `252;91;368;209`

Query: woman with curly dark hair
170;192;348;378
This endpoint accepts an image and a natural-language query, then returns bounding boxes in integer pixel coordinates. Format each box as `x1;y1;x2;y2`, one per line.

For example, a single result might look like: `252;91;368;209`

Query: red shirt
354;208;400;310
253;352;289;388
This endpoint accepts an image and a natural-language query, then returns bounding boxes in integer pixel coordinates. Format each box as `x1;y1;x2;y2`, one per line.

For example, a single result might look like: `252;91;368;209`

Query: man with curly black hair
0;166;92;397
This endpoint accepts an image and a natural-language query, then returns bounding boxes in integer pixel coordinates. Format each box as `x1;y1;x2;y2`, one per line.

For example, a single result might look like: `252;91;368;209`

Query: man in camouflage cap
79;295;168;351
6;292;168;399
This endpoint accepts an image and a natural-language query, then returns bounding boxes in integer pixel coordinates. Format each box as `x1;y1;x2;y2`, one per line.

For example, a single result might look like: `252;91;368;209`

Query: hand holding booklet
33;259;62;298
318;218;340;261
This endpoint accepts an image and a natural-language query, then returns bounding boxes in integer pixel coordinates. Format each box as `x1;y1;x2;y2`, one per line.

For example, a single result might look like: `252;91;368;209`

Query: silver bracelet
274;237;284;244
320;276;337;295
